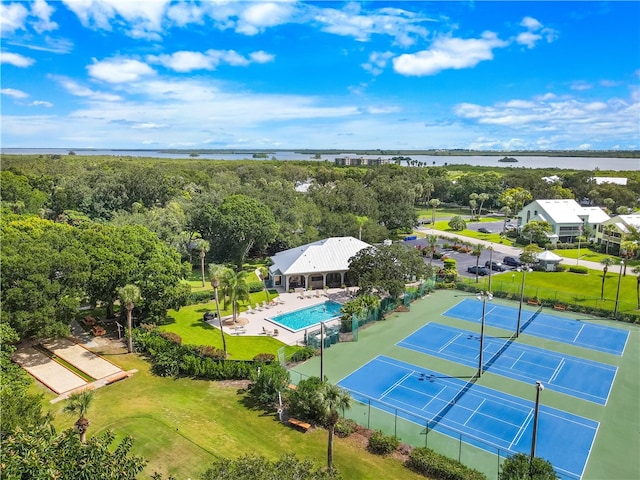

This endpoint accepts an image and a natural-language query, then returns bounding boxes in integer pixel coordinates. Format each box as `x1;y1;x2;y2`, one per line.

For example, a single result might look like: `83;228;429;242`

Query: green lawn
463;267;638;314
159;292;286;360
47;355;426;480
552;248;639;267
428;220;514;246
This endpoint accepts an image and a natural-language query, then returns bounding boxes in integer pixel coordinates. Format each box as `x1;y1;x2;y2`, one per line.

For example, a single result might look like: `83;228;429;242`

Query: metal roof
269;237;371;276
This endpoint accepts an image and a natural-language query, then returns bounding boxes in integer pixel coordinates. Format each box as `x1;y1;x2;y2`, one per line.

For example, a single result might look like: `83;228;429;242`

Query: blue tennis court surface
444;298;629;356
398;323;617;405
338;356;598;480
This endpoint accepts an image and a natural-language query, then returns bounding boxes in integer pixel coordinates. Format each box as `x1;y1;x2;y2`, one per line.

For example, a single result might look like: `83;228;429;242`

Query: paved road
416;227;624;274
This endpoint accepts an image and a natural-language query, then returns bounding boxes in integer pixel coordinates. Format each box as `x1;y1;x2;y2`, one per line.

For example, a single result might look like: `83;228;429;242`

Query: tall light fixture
614;260;625;317
516;266;533;337
476;291;493;377
530;380;545;476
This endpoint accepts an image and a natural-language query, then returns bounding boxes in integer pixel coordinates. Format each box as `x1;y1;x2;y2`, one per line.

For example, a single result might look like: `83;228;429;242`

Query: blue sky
1;0;639;150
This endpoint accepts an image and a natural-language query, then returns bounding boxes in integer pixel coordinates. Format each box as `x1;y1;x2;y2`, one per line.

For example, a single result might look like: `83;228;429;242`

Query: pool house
268;236;371;292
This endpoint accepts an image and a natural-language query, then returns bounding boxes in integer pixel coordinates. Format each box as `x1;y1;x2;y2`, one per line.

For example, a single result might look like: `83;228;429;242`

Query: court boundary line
338;356;599;479
446;298;629;356
509;409;533;450
400;322;618;405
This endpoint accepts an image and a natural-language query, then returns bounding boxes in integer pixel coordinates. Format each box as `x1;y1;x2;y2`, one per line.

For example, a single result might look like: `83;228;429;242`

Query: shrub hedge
568;265;588;274
133;328;255;380
367;430;399;455
405;447;486;480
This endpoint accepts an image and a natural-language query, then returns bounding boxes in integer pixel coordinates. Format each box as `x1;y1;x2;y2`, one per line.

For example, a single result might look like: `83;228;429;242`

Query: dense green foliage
348;244;426;299
367;430;400;455
200;453;341;480
405;447;487;480
0;324;49;437
498;453;558;480
1;427;147;479
1;215;190;338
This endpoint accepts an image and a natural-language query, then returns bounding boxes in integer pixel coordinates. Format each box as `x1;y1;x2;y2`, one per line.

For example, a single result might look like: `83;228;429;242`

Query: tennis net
520;304;544;333
428;372;480;429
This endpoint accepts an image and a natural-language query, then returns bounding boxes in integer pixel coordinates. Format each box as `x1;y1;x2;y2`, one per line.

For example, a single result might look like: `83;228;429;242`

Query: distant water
2;148;638;171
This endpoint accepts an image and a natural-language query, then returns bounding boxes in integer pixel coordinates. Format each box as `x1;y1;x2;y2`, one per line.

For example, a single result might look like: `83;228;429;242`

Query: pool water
269;301;342;332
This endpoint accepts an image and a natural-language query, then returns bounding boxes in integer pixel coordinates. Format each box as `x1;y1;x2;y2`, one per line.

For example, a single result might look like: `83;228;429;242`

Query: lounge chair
273;328;279;336
314;290;320;298
255;303;263;311
246;305;254;314
262;326;273;335
262;300;270;309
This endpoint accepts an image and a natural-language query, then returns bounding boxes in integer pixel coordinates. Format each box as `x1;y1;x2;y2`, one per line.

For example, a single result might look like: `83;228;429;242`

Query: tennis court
444;298;629;356
398;323;617;405
338;355;598;480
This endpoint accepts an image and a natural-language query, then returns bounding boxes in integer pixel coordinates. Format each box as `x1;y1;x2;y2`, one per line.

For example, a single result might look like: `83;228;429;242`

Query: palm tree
355;215;368;241
258;266;271;302
221;269;250;324
602;225;616;254
477;193;490;217
209;264;228;356
64;390;94;443
427;234;439;265
118;284;142;353
600;258;616;299
473;243;484;283
318;382;352;471
501;205;512;233
193;238;210;288
429;198;441;224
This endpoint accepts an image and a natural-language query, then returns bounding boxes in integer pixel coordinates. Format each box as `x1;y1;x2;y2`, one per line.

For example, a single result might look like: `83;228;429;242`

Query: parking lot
404;229;521;280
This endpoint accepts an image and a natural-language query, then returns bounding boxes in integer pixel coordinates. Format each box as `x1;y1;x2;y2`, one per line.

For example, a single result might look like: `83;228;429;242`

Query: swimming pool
268;301;343;332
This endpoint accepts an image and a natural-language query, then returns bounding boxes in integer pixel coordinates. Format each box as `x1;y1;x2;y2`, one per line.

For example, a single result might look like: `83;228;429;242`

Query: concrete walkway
205;288;349;346
417;227;625;274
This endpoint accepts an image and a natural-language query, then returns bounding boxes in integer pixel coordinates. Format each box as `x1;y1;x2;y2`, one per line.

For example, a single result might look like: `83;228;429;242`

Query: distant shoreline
2;147;639;158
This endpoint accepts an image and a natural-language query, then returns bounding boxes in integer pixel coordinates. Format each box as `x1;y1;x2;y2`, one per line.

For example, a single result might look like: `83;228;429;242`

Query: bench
288;418;311;432
527;299;540;306
554;304;566;311
106;372;131;385
91;325;106;336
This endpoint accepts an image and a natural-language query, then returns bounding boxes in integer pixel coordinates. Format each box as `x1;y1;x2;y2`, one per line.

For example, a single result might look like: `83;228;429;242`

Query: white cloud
362;51;394;75
30;100;53;107
1;88;29;99
0;2;29;35
7;36;74;54
147;49;274;72
62;0;170;39
0;51;35;67
87;57;155;83
393;32;508;76
516;32;541;49
312;3;430;46
521;16;542;30
51;75;122;101
31;0;58;33
516;16;558;48
166;2;204;27
249;50;275;63
454;94;640;143
570;81;592;91
237;2;296;35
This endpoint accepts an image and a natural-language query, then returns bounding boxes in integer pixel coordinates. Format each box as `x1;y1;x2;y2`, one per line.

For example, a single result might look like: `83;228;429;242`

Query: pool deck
206;288;354;346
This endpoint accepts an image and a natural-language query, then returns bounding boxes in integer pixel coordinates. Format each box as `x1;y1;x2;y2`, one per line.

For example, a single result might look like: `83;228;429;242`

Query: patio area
205;288;354;346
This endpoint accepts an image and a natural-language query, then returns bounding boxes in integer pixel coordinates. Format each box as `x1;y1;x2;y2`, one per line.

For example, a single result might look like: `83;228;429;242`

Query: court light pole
320;321;325;381
476;291;493;377
516;266;533;338
530;380;545;477
613;260;625;318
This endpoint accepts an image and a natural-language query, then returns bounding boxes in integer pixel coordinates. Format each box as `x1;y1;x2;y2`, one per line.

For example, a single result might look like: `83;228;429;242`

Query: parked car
485;261;507;272
478;227;492;233
503;256;523;267
467;265;489;276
